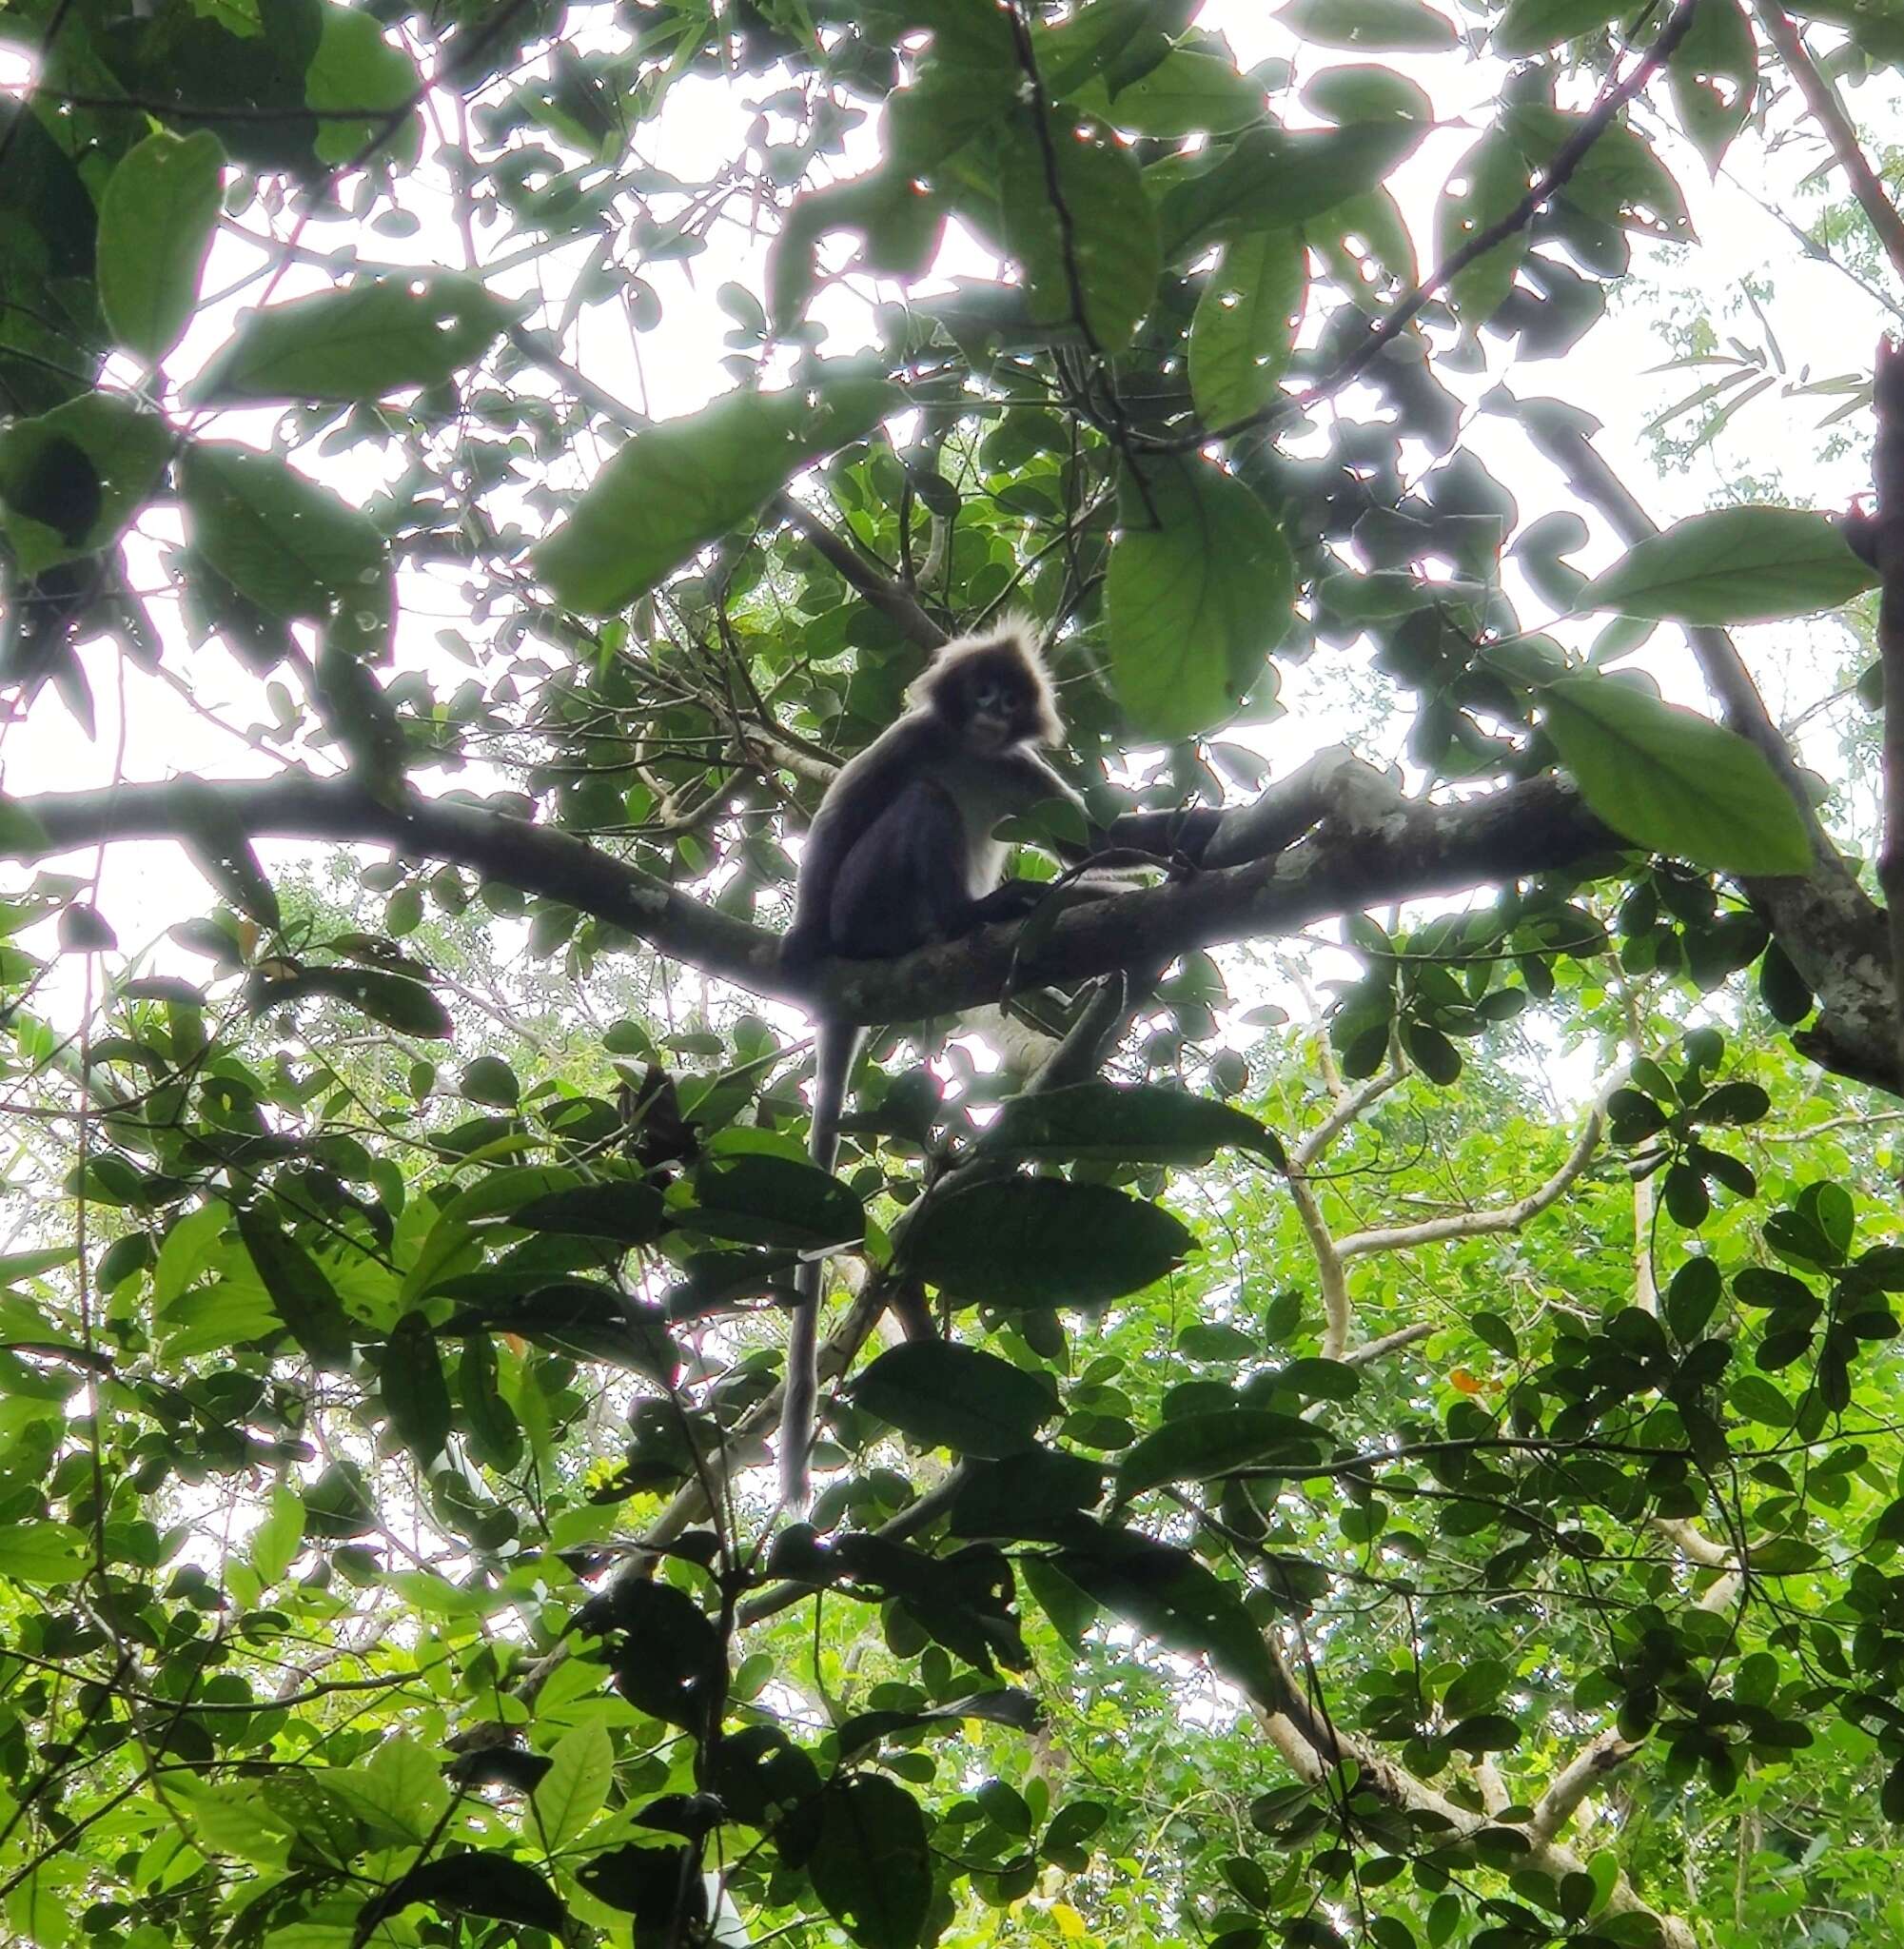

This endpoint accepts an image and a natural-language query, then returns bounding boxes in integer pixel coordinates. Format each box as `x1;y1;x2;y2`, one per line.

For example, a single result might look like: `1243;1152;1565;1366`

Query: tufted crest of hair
910;615;1063;745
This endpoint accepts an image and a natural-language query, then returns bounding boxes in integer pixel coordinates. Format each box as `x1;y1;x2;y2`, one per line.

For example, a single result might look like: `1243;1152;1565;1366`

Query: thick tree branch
11;771;1617;1029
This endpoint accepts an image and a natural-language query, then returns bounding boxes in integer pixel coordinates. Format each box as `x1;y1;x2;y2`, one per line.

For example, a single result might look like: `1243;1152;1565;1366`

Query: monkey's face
951;651;1045;750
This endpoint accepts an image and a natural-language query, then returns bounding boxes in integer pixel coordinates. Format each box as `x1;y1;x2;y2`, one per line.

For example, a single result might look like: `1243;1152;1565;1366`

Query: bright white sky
0;2;1894;1022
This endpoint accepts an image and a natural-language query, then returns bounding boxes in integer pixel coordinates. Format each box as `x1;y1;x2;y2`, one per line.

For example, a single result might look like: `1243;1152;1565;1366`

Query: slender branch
1867;339;1904;1082
774;495;948;651
1749;2;1904;283
1165;0;1704;453
1333;1080;1613;1261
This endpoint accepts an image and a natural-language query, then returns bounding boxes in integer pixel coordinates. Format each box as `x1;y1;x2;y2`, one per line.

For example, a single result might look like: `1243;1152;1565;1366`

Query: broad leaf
1000;111;1161;350
1541;677;1813;876
1279;0;1460;50
979;1082;1286;1167
809;1774;932;1949
678;1152;863;1250
1580;505;1875;623
0;396;171;575
237;1205;354;1371
1107;455;1293;737
1492;0;1624;54
98;129;226;363
531;1720;613;1851
1116;1409;1326;1498
181;443;386;623
854;1341;1056;1458
1161;121;1425;256
1188;228;1306;428
192;275;514;404
1437;131;1529;326
902;1178;1194;1309
532;364;896;613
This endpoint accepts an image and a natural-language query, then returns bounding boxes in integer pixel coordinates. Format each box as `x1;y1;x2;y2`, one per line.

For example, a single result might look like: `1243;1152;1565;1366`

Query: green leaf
459;1054;520;1108
1492;0;1624;55
0;396;172;575
1108;455;1293;738
252;962;454;1038
191;275;514;404
1000;111;1161;350
980;1082;1285;1167
679;1152;864;1251
377;1311;451;1464
359;1851;566;1938
854;1341;1056;1458
305;1;421;167
97;129;226;363
181;443;386;623
1116;1409;1325;1497
236;1205;354;1371
809;1774;932;1949
1101;49;1266;136
531;1720;613;1851
1188;228;1306;428
1278;0;1460;50
531;364;896;614
249;1483;305;1586
902;1178;1194;1309
0;1521;90;1585
1437;131;1529;326
1161;121;1424;256
1665;1255;1722;1343
1669;0;1757;174
1578;506;1875;623
1051;1524;1277;1699
1540;677;1813;876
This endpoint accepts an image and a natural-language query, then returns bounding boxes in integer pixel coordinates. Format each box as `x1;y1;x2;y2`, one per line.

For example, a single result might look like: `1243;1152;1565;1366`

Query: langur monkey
777;617;1087;1508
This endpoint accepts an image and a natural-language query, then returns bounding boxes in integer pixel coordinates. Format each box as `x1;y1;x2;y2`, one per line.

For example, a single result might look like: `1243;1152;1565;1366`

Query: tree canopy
3;3;1904;1948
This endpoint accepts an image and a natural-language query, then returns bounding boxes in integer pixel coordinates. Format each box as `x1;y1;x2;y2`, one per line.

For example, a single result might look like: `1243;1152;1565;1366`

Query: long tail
778;1016;864;1511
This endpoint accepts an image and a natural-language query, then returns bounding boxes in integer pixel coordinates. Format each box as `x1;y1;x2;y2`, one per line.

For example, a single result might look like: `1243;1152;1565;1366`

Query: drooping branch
1525;404;1901;1094
1163;0;1705;452
1749;2;1904;284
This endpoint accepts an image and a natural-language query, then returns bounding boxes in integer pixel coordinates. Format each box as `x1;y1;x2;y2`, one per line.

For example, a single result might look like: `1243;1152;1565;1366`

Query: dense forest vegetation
3;2;1904;1946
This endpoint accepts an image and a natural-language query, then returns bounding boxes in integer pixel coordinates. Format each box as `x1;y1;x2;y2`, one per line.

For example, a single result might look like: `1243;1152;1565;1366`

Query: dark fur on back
910;615;1061;746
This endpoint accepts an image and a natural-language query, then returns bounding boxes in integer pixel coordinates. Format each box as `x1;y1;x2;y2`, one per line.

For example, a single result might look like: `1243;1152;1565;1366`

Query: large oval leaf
1577;505;1875;623
854;1341;1057;1458
809;1774;932;1949
902;1178;1193;1309
1000;110;1161;350
191;274;514;404
980;1082;1285;1167
1279;0;1460;50
1116;1408;1325;1499
1188;227;1306;428
678;1152;864;1251
531;364;896;614
98;128;226;363
0;395;172;575
1107;455;1292;738
1541;677;1812;876
182;443;386;623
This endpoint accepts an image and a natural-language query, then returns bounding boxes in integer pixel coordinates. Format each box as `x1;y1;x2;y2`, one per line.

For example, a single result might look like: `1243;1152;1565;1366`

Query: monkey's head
912;617;1062;753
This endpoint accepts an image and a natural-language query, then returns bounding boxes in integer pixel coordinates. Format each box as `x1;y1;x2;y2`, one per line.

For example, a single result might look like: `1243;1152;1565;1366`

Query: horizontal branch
12;771;1617;1027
